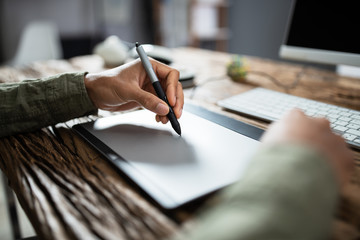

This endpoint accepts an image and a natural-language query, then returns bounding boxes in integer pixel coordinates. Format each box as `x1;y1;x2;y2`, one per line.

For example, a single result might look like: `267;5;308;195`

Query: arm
0;72;96;137
0;58;184;138
174;109;353;240
174;144;338;240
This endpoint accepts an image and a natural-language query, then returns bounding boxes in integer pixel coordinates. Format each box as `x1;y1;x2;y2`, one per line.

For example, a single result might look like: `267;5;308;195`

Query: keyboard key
333;125;348;133
329;109;340;114
347;123;360;130
334;120;348;126
328;117;338;123
343;133;357;141
351;120;360;125
339;116;352;122
340;112;352;117
347;129;360;137
328;113;340;119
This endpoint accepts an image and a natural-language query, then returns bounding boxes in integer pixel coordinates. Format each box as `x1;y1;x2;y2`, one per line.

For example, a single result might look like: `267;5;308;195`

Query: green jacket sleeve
0;72;97;137
174;144;338;240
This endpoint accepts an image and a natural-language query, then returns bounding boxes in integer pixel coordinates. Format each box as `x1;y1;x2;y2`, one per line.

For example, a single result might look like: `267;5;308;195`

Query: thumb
136;89;169;116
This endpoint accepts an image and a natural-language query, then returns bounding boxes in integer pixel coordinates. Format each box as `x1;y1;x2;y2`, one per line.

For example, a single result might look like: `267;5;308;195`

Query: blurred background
0;0;341;239
0;0;293;66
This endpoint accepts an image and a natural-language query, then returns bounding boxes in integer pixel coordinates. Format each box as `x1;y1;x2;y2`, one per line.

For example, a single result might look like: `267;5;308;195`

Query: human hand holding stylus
135;42;182;135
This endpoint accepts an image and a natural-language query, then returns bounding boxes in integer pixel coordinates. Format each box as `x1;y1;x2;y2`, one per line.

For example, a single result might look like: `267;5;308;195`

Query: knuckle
177;81;182;88
174;69;180;78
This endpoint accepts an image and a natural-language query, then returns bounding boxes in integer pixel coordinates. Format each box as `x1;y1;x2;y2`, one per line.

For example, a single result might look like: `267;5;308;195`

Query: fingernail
155;103;169;115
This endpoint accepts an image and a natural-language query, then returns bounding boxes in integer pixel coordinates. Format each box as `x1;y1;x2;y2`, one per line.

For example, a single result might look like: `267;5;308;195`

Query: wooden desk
1;48;360;239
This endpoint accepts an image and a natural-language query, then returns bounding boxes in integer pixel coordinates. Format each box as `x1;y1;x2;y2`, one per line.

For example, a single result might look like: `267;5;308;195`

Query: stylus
135;42;181;135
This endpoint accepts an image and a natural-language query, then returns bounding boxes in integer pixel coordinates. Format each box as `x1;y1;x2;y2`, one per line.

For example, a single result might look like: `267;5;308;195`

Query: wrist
84;72;98;108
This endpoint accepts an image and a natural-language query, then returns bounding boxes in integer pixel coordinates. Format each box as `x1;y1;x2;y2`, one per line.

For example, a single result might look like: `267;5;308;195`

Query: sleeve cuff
45;72;98;124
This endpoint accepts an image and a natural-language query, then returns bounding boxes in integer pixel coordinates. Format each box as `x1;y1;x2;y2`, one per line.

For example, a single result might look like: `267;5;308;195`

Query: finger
335;135;354;184
132;88;169;116
151;58;178;80
314;117;331;129
155;114;169;123
159;115;169;124
151;60;180;106
149;60;183;118
344;148;355;172
164;69;180;106
288;108;306;118
173;82;184;118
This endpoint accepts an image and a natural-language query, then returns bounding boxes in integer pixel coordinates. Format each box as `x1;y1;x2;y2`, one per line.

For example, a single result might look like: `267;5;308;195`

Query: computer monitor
279;0;360;77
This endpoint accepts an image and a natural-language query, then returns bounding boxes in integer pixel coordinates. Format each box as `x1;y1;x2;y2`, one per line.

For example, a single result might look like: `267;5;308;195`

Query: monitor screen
280;0;360;68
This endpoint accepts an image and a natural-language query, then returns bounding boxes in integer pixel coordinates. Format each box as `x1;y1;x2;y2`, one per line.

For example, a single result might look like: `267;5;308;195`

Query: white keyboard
218;87;360;149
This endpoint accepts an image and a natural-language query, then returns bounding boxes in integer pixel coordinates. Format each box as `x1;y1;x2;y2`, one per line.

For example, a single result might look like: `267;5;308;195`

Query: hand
84;58;184;123
261;108;354;186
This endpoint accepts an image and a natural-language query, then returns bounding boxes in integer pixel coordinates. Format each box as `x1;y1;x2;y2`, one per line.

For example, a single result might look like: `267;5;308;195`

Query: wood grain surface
1;48;360;239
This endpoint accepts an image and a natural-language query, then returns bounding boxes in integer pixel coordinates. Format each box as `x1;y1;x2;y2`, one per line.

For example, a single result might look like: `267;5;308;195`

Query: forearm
0;72;97;137
175;144;338;240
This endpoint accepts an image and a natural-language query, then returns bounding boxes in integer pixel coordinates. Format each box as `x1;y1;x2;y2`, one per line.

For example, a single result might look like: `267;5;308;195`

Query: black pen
135;42;181;135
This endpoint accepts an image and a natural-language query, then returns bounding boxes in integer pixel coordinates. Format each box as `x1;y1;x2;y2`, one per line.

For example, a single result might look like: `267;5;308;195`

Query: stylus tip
174;125;181;136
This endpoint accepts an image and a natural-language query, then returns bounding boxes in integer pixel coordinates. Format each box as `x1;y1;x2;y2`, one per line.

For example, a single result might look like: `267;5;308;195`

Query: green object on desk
227;55;248;83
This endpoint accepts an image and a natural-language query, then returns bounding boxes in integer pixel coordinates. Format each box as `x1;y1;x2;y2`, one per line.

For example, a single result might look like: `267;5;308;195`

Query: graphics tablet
73;104;263;209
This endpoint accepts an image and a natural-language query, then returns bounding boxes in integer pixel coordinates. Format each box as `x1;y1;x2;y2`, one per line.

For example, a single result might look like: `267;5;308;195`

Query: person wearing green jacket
0;58;184;137
0;58;353;239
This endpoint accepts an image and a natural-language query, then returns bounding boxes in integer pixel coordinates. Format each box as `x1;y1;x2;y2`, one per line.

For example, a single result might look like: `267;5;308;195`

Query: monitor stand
336;65;360;79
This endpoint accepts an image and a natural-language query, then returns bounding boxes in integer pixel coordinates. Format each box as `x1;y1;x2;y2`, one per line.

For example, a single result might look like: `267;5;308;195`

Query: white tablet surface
73;106;261;209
